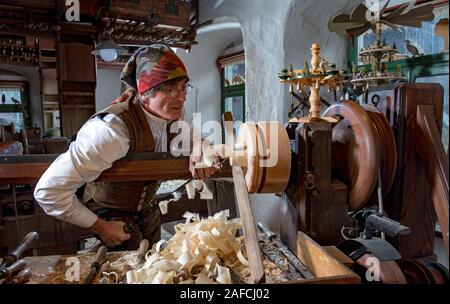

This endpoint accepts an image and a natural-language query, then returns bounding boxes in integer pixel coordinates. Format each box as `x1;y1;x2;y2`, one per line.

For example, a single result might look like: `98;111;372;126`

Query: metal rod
377;166;385;240
12;185;22;243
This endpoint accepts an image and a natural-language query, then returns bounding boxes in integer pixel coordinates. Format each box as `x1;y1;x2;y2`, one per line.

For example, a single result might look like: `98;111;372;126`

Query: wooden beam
0;1;56;13
0;153;232;185
416;105;449;255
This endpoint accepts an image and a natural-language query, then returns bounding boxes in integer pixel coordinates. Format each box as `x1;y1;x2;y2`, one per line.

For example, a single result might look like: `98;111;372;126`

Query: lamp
91;40;127;62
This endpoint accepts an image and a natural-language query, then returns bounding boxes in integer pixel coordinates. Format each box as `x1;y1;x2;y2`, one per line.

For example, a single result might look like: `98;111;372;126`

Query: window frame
0;80;31;130
218;51;246;142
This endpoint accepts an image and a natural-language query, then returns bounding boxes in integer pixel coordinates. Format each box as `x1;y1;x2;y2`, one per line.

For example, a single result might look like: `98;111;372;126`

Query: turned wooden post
309;44;321;118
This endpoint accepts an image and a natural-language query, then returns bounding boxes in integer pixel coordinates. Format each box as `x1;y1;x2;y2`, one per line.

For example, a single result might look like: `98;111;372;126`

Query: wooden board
296;232;360;284
232;166;265;284
323;246;355;268
416;105;449;255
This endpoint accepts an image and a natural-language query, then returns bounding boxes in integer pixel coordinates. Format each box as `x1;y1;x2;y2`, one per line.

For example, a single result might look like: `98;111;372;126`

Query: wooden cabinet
363;83;444;260
56;28;97;139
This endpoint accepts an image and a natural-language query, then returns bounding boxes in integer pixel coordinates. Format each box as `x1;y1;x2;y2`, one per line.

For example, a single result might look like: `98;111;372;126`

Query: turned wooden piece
309;80;321;119
232;122;291;193
310;43;321;72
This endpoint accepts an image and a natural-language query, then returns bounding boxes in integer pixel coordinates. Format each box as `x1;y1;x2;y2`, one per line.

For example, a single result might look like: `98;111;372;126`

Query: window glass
0;87;22;105
224;96;244;123
224;60;245;87
0;112;24;130
0;86;24;130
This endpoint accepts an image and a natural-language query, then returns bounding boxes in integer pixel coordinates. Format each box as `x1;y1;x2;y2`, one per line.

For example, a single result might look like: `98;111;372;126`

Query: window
357;3;448;64
0;82;30;131
218;51;245;140
348;1;449;150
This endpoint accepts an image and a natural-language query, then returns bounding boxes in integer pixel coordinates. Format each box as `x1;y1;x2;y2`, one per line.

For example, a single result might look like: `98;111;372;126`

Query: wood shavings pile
126;210;246;284
109;252;138;275
234;258;290;283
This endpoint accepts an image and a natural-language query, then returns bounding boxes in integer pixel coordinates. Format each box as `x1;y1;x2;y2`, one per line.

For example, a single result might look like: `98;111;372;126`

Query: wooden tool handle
1;259;27;279
99;261;111;273
10;267;32;284
138;239;149;256
94;245;108;265
6;232;38;265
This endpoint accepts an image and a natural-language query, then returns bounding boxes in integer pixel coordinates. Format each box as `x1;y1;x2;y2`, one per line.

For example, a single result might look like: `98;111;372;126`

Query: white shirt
34;103;173;228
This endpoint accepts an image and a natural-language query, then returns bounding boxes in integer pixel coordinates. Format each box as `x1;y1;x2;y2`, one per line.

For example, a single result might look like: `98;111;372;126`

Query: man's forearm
89;217;107;234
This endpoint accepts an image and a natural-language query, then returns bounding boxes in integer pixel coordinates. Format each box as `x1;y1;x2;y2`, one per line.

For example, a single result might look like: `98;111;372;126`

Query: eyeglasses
143;82;193;99
165;83;193;97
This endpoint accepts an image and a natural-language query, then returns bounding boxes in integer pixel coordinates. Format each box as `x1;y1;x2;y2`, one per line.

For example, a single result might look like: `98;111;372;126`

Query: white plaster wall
0;64;42;129
188;0;366;232
176;18;243;129
284;0;363;107
200;0;293;123
187;0;291;232
95;68;122;111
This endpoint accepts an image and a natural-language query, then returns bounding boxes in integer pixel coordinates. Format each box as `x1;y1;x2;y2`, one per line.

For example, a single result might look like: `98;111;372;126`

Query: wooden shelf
62;92;94;97
60;104;95;109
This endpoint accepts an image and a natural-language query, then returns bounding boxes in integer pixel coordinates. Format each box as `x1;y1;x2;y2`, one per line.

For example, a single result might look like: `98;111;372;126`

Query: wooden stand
363;83;446;259
279;43;343;124
281;121;354;251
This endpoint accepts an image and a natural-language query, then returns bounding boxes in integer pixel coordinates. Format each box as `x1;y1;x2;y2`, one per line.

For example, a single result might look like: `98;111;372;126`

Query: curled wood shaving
158;191;182;214
101;271;119;284
126;210;244;284
236;245;249;267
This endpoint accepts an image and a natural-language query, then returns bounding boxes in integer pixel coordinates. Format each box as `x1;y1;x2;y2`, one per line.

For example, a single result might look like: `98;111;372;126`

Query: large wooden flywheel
324;101;380;210
361;104;397;198
323;100;397;210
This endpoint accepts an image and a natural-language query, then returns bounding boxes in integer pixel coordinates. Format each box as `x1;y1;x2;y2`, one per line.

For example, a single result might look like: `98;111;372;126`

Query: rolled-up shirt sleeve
34;114;130;228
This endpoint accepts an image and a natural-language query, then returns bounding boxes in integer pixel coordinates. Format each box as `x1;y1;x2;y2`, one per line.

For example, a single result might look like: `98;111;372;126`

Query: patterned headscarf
120;44;188;94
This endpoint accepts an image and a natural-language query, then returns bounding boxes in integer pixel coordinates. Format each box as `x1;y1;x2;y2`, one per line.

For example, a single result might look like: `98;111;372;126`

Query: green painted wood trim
350;52;449;82
0;105;22;112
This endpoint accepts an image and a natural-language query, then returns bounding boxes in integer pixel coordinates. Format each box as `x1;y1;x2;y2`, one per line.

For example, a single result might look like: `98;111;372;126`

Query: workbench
24;251;137;284
22;233;360;284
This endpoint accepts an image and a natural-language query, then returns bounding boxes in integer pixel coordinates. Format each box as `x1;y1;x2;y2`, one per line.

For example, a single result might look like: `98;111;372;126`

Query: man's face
141;78;188;120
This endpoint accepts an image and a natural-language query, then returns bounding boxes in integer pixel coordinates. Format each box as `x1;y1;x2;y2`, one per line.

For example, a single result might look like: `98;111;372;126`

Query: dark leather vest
86;94;176;212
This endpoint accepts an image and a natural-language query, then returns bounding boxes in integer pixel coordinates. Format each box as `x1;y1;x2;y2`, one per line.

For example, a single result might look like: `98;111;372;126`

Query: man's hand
189;139;219;179
89;217;131;247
